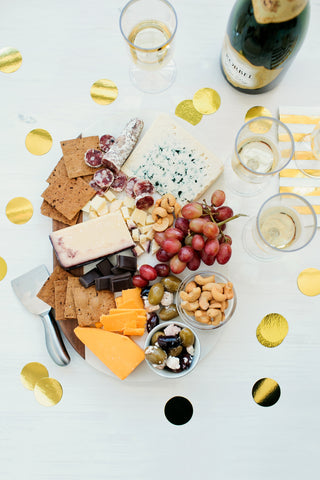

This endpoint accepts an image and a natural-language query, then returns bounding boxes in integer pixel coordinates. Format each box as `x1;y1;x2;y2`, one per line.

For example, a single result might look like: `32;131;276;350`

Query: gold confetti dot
6;197;33;224
34;378;63;407
252;378;281;407
20;362;49;391
90;79;118;105
193;88;221;115
256;313;289;348
25;128;53;155
0;257;7;281
297;268;320;296
175;100;203;126
0;46;22;73
245;106;273;133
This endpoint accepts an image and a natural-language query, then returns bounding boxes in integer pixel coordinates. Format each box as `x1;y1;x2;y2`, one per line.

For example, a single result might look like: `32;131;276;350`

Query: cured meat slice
125;177;138;198
133;179;155;197
102;118;144;169
89;180;106;196
110;171;128;192
101;158;119;174
135;194;154;211
99;134;115;153
84;149;103;168
92;168;114;190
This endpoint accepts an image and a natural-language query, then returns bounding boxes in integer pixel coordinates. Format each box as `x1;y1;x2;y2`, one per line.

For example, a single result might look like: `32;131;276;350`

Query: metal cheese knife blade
11;265;70;366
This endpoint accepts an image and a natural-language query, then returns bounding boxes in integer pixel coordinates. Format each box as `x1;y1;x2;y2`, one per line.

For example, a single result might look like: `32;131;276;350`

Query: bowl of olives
144;321;200;378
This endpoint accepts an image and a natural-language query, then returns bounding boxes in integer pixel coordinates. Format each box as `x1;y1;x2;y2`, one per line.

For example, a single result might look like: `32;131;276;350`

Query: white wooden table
1;1;319;479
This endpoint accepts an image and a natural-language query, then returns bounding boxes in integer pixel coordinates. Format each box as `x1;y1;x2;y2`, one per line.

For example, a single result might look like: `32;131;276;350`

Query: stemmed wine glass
242;192;317;261
225;117;295;196
119;0;177;93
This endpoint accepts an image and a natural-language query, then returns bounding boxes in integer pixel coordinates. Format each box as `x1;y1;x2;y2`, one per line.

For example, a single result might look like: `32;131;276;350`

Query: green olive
151;331;164;345
179;327;195;347
148;283;165;305
169;345;183;357
161;275;181;292
145;345;167;365
159;304;178;321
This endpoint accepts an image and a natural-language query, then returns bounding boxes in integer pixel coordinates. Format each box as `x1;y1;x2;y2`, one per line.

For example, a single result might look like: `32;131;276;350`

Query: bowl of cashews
176;271;236;330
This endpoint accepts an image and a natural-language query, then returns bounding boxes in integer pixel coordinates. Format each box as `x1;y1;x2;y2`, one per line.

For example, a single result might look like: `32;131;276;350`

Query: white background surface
1;1;320;479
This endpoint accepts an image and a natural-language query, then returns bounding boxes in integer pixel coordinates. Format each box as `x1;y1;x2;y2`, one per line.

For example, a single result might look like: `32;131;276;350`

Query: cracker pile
37;265;115;327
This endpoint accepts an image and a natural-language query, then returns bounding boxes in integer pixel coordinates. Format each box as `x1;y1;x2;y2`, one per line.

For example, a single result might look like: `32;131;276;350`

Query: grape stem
216;213;248;227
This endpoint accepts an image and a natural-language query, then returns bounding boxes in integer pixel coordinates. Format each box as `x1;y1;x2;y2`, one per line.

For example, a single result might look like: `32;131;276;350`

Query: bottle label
252;0;308;24
221;35;282;89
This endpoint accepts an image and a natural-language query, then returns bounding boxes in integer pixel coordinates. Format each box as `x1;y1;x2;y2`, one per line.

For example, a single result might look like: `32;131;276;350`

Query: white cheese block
123;196;136;209
130;208;147;226
104;190;116;202
122;114;223;205
90;195;108;214
109;199;123;213
50;212;134;269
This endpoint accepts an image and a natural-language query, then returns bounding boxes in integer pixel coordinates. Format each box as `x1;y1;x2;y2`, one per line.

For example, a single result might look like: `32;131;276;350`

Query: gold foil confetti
20;362;49;391
34;377;63;407
175;100;203;125
297;268;320;296
25;128;53;155
256;313;289;348
245;106;272;133
0;46;22;73
252;378;281;407
6;197;33;224
193;88;221;115
90;79;118;105
0;257;7;281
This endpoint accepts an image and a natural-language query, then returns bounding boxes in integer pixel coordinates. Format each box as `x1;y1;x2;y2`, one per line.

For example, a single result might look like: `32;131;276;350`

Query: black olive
179;352;193;371
157;335;181;351
146;313;160;333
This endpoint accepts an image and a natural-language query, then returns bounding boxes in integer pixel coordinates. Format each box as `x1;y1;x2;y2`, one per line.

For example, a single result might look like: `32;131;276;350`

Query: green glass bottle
221;0;310;93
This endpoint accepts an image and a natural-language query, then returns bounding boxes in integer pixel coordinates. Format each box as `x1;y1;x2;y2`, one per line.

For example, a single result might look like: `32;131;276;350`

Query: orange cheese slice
74;327;145;380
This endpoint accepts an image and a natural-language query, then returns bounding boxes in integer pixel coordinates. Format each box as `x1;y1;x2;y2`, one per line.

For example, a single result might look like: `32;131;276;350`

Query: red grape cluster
154;190;243;275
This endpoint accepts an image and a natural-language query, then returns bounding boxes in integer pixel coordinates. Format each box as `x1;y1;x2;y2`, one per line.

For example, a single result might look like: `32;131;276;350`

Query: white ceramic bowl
176;270;236;330
144;321;200;378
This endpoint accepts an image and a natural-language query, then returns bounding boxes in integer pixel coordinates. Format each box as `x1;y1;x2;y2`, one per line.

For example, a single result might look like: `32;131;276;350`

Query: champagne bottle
220;0;310;93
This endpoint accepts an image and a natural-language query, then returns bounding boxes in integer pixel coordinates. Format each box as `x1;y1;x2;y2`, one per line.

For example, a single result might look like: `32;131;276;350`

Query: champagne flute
242;193;317;261
225;117;295;196
119;0;177;93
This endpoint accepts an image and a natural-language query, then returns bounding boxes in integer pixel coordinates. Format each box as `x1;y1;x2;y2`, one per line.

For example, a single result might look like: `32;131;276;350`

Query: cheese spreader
11;264;70;366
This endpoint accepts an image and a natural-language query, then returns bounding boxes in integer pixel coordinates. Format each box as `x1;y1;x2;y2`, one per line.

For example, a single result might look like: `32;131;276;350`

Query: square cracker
60;136;100;178
46;157;68;184
72;286;115;327
37;265;73;309
41;176;96;220
64;277;81;319
41;200;80;226
54;280;68;321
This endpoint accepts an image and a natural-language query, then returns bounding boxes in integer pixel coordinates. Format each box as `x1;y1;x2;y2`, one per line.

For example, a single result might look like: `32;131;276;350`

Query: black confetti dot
164;396;193;425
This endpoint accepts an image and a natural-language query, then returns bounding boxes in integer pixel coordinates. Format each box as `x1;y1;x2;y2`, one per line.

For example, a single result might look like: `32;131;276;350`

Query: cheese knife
11;264;70;366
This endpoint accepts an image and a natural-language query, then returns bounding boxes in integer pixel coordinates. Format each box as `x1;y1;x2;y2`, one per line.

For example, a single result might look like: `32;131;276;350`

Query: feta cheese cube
109;199;123;213
90;195;107;213
104;190;116;202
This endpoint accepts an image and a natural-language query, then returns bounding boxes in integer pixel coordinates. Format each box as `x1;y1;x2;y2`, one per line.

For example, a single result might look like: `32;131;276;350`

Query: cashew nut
152;206;168;221
155;199;161;207
179;287;201;303
224;282;234;300
195;310;210;324
219;300;228;312
152;216;170;232
181;300;199;312
167;213;174;226
160;194;176;213
194;274;216;286
211;284;227;302
185;281;197;293
202;282;216;291
174;202;182;217
199;291;212;310
207;308;221;318
212;311;223;325
210;301;222;309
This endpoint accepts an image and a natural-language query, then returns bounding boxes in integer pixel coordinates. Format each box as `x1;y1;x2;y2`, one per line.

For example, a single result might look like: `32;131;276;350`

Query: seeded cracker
60;136;100;178
72;286;116;327
37;265;73;309
41;176;96;221
64;277;81;319
46;157;68;184
54;280;68;321
41;200;80;226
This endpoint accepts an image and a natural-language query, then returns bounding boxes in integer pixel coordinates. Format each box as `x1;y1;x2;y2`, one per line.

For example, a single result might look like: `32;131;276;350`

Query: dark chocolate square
116;255;137;272
79;268;101;288
96;257;113;276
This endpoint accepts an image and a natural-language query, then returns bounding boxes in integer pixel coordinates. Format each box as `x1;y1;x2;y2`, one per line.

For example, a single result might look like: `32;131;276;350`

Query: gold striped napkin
279;106;320;217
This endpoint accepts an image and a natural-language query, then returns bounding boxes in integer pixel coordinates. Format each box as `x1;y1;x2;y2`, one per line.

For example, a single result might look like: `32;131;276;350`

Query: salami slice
92;168;114;190
110;171;128;192
135;194;154;211
89;179;106;196
102;118;144;169
125;177;138;198
101;157;119;174
99;134;115;153
133;179;155;197
84;149;103;168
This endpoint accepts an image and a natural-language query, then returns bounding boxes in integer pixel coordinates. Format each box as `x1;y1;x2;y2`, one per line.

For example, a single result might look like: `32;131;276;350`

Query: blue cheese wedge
122;114;223;204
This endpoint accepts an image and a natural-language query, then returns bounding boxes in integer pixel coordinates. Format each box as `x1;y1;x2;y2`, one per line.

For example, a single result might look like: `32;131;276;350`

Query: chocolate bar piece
111;266;127;275
96;257;113;276
95;275;113;291
79;268;101;288
110;272;133;292
116;255;137;272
